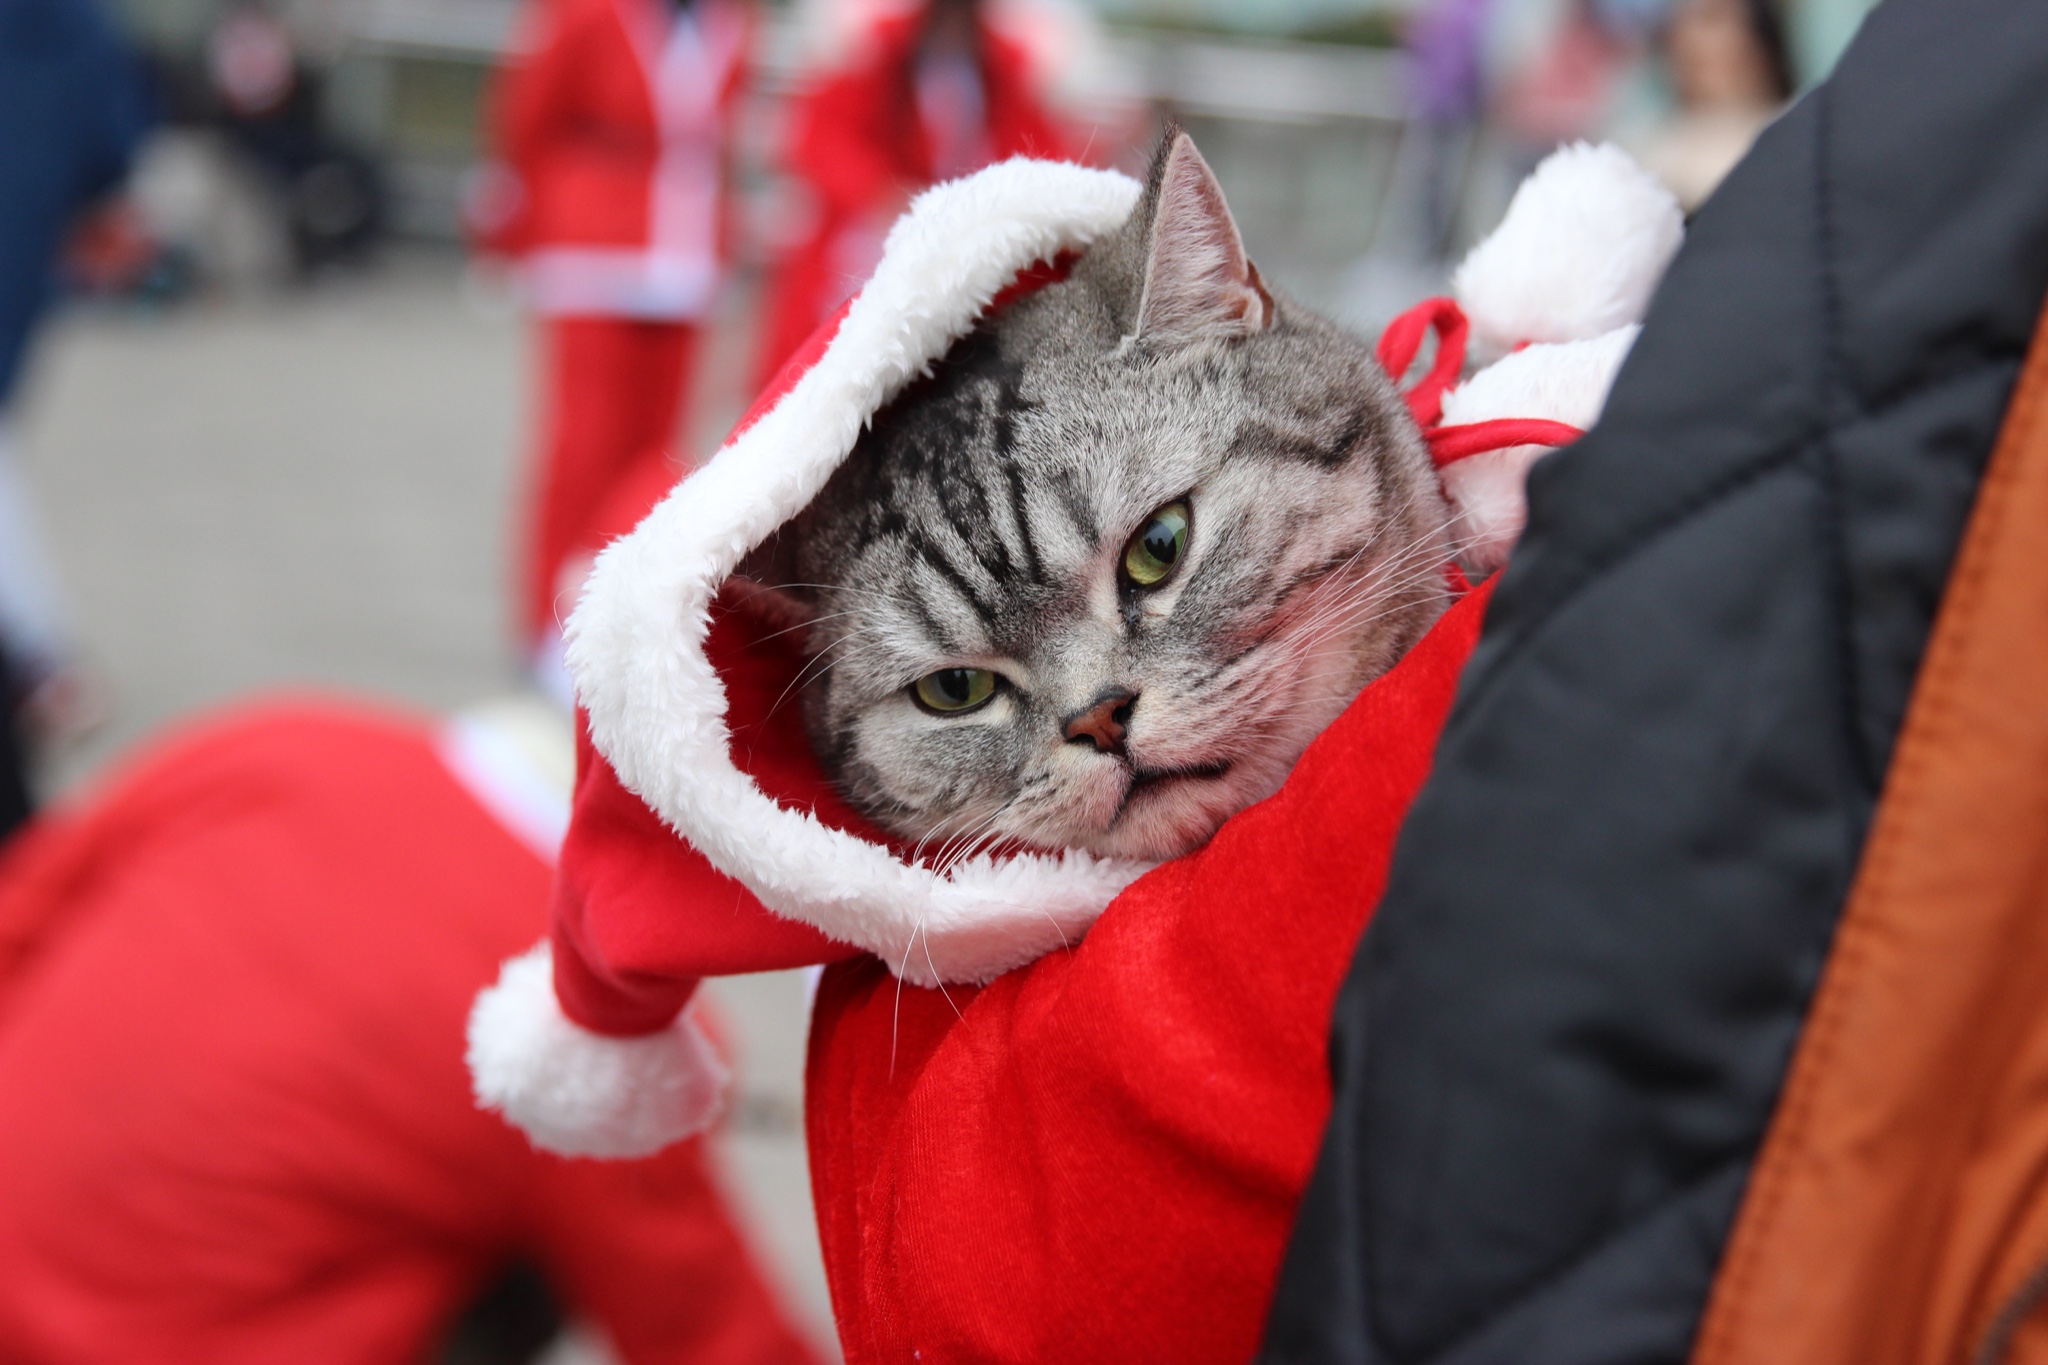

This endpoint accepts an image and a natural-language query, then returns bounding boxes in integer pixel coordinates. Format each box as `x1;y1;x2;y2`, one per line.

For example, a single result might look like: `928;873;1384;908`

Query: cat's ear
1132;129;1273;347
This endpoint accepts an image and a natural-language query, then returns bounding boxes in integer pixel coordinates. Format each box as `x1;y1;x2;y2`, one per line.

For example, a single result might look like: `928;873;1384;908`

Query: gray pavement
14;248;839;1358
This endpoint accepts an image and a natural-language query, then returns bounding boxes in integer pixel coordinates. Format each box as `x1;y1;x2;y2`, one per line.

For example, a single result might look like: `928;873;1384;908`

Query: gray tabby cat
747;129;1452;864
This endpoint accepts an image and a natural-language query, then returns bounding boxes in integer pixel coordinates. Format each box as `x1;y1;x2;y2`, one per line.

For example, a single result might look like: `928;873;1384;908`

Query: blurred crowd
0;0;1872;1359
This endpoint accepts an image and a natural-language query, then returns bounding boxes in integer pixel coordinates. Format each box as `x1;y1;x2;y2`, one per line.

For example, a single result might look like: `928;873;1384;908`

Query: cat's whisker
1290;586;1447;654
910;823;949;867
765;582;922;608
1040;908;1077;957
890;922;922;1081
1283;599;1448;675
1325;518;1470;599
919;926;967;1022
1273;524;1462;637
745;606;875;646
932;807;1011;874
1232;570;1431;680
1281;526;1482;643
936;832;994;875
1292;564;1447;636
760;629;869;727
911;803;997;870
919;810;990;870
946;826;1016;876
910;807;976;865
1301;538;1484;630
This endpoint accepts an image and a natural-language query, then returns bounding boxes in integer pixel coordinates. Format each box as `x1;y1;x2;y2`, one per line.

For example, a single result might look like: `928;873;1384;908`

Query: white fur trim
566;160;1149;989
468;943;729;1157
1453;143;1682;356
1438;325;1639;576
1440;324;1637;431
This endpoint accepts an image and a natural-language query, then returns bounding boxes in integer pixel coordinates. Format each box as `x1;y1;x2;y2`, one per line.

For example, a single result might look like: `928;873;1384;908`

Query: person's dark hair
1743;0;1797;101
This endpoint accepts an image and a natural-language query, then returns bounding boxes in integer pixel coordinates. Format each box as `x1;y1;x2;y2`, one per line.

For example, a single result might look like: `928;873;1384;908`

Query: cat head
751;129;1452;863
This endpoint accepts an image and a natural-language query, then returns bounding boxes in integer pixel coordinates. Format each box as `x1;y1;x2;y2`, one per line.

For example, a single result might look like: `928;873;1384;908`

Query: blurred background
0;0;1878;1357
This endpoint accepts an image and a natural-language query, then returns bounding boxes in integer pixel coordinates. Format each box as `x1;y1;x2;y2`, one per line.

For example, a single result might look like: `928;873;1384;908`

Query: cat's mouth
1121;760;1233;808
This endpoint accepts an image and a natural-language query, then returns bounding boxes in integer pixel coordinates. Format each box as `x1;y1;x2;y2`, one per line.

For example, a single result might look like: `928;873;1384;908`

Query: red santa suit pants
525;316;697;640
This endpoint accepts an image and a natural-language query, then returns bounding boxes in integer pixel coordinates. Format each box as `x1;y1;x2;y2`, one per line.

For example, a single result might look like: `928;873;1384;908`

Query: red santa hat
469;143;1683;1159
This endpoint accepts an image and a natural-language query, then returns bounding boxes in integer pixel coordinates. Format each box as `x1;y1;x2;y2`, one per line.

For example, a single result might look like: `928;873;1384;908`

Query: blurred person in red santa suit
0;691;821;1365
470;0;752;668
751;0;1103;386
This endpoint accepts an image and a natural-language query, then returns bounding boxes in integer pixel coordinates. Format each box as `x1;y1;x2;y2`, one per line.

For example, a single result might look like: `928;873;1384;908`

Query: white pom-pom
467;943;729;1159
1453;143;1682;355
1438;324;1639;576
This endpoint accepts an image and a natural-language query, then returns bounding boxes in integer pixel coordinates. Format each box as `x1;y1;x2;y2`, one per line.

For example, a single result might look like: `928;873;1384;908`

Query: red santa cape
471;145;1683;1358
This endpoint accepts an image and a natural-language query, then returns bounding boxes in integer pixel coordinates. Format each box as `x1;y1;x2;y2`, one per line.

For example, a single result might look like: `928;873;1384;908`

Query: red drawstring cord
1426;417;1587;467
1375;297;1587;469
1375;296;1468;429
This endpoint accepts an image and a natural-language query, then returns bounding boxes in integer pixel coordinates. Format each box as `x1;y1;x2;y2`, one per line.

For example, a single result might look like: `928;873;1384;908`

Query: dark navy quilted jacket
1262;1;2048;1359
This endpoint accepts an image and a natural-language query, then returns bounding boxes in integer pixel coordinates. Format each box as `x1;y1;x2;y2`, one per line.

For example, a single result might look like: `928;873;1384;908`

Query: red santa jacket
0;700;816;1365
755;1;1081;378
477;0;751;318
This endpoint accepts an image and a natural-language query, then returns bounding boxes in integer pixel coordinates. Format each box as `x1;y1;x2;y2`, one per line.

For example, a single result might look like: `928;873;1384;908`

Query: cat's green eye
912;667;998;715
1122;501;1191;588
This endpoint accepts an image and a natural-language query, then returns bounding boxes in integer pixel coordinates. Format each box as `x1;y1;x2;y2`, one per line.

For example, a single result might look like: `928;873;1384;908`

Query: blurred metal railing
1128;33;1405;125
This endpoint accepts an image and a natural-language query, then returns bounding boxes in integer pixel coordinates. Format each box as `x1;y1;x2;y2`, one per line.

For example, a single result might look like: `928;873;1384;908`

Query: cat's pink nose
1064;690;1136;757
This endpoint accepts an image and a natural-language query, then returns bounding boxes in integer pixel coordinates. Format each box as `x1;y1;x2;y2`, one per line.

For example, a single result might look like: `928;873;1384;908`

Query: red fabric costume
809;585;1490;1361
545;577;1489;1361
475;145;1666;1361
0;701;816;1365
753;2;1081;384
477;0;750;638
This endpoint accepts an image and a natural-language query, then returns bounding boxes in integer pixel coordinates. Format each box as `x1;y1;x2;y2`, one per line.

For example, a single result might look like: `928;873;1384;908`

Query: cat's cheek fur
1015;752;1134;849
1093;776;1251;861
848;699;1034;843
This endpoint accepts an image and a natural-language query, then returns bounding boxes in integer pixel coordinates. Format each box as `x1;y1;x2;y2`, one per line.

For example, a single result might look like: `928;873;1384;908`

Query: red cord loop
1375;296;1468;429
1376;298;1587;470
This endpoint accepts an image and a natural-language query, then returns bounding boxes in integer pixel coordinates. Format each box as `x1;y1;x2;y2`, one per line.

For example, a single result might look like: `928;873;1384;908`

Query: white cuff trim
467;943;728;1158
